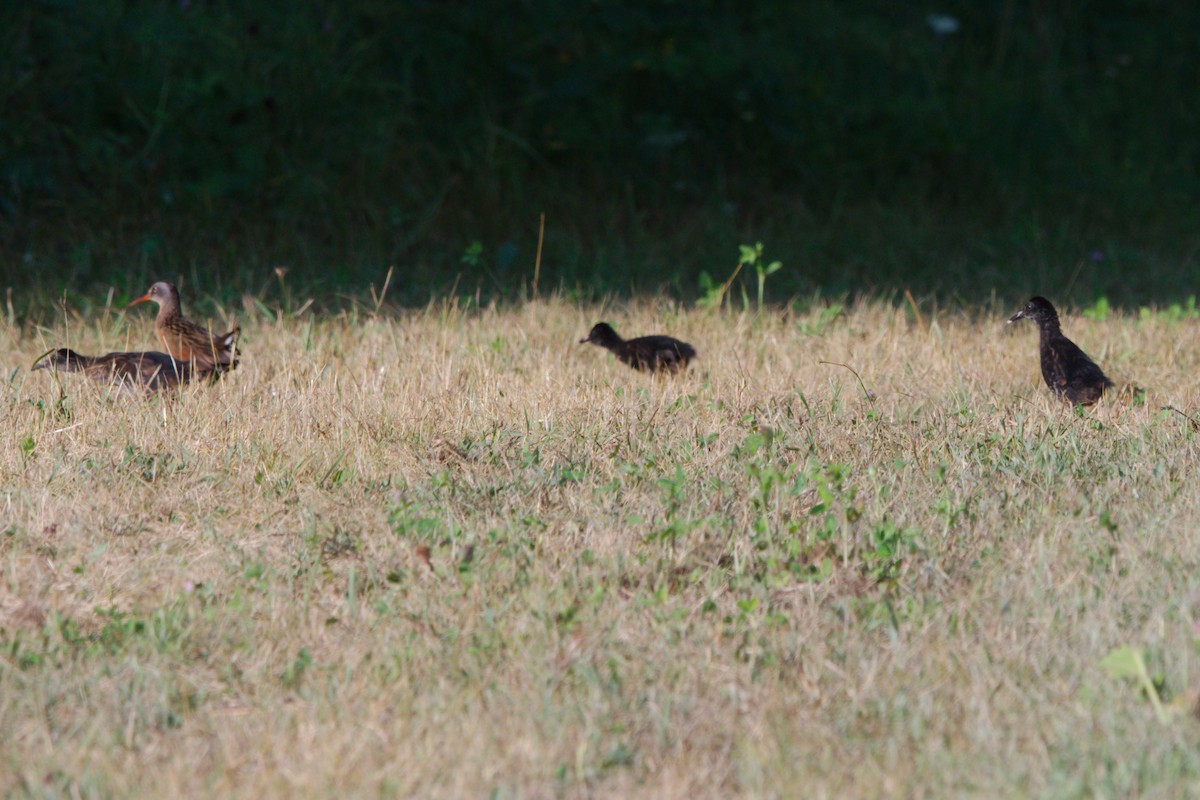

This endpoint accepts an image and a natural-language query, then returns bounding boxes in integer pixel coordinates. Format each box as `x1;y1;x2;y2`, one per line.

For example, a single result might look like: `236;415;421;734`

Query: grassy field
2;295;1200;797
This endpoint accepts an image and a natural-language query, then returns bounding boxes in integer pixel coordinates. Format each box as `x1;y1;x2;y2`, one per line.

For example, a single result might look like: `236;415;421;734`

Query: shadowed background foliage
2;0;1198;313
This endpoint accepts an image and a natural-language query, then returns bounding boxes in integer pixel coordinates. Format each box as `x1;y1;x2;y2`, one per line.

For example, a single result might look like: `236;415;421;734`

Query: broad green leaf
1099;645;1145;679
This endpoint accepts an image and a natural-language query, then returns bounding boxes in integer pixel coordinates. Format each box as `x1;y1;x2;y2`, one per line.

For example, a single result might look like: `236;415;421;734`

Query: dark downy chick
580;322;696;373
1008;296;1113;404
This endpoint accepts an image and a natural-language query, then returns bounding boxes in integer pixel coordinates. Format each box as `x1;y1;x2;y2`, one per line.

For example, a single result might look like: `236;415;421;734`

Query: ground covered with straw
2;297;1199;797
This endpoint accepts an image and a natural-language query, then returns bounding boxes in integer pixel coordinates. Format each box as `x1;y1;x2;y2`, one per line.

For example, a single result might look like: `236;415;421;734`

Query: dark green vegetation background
2;1;1198;312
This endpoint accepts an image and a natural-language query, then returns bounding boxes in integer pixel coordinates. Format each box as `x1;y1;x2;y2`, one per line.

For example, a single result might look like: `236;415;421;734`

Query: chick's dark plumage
1008;296;1113;404
580;322;696;373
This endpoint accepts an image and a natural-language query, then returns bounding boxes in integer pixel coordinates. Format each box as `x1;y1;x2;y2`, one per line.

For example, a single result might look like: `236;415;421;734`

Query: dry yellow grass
3;296;1200;798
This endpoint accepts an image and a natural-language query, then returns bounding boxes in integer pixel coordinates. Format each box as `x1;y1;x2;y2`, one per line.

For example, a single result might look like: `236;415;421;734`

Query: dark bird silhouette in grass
580;322;696;373
127;281;239;368
32;348;237;395
1008;296;1114;405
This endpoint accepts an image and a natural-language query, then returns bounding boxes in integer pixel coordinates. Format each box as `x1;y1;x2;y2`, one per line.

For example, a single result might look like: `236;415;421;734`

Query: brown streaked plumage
32;348;236;395
580;322;697;373
127;281;239;367
1008;296;1114;405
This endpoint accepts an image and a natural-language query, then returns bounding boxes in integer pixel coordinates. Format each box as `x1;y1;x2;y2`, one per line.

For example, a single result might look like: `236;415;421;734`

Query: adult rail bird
32;348;236;395
580;322;696;373
127;281;239;367
1008;296;1113;405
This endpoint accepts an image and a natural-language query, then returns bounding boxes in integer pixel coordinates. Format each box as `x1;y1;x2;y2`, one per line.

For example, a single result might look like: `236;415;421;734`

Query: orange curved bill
126;292;152;309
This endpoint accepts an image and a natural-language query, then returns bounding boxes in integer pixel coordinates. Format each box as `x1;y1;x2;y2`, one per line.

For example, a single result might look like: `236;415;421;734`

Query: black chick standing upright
580;322;696;373
1008;296;1113;404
